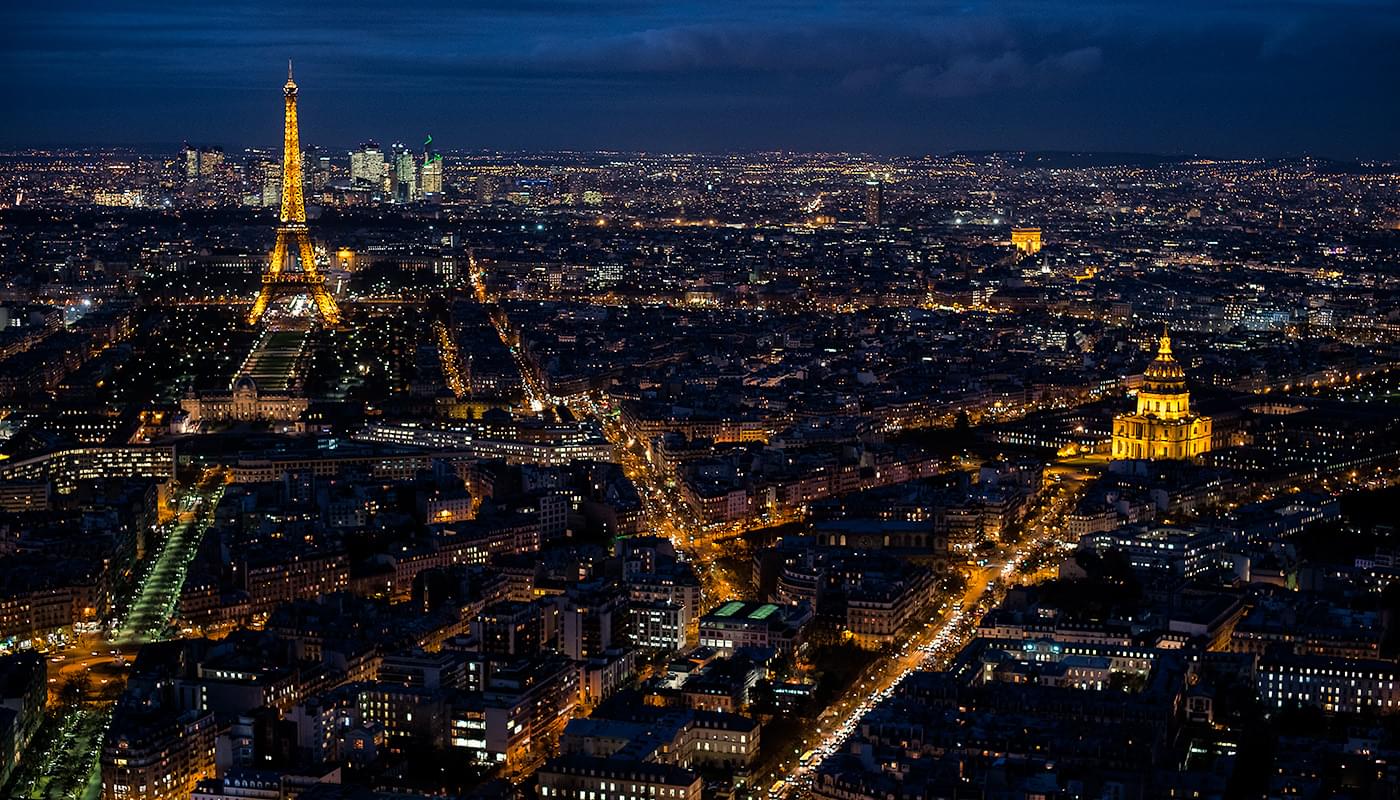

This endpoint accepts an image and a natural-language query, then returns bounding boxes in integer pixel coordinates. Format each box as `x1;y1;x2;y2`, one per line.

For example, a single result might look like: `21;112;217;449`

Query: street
117;476;225;644
761;475;1083;798
477;289;1089;799
8;474;226;800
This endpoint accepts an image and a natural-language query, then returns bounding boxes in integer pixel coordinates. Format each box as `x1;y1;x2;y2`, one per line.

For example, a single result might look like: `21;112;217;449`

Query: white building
181;378;308;426
631;600;689;652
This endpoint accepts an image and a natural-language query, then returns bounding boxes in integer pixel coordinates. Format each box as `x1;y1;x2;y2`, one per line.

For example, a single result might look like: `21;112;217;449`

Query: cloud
1;1;1396;155
406;14;1100;101
515;22;986;75
892;47;1102;98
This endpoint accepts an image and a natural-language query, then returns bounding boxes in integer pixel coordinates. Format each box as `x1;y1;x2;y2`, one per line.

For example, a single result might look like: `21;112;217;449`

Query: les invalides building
1111;328;1213;461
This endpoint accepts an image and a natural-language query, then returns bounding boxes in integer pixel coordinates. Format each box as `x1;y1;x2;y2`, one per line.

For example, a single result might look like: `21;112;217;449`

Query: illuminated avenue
2;54;1400;800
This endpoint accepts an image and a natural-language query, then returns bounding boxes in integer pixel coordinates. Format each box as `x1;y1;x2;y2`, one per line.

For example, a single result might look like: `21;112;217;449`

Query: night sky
4;1;1398;158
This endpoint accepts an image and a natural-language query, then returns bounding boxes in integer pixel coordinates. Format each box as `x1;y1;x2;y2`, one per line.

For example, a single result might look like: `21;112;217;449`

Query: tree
59;674;90;707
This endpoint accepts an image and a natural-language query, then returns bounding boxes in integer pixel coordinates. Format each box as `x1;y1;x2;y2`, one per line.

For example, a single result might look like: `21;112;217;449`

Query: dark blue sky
4;0;1398;157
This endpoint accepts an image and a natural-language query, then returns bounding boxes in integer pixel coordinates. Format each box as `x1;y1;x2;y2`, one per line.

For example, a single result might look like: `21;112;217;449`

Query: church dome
1142;328;1186;393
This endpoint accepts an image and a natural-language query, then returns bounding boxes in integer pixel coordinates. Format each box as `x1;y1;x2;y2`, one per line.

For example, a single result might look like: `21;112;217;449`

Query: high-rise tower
421;134;443;195
350;141;385;188
864;179;883;226
248;61;341;326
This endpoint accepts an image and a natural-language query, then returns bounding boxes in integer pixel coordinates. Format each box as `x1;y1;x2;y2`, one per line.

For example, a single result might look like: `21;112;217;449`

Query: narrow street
477;281;743;606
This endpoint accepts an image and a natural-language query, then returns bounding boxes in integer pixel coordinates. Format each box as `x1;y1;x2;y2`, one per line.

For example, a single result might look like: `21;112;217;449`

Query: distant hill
948;150;1391;172
949;151;1190;168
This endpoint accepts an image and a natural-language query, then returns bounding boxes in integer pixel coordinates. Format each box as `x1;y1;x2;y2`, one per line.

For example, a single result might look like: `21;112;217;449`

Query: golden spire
1143;323;1185;387
279;65;305;224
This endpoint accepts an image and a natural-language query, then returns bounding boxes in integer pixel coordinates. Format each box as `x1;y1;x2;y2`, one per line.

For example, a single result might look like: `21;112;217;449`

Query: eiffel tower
247;61;341;326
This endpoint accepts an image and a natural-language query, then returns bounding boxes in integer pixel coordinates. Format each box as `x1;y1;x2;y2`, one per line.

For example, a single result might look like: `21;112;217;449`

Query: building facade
181;378;309;426
1112;329;1212;461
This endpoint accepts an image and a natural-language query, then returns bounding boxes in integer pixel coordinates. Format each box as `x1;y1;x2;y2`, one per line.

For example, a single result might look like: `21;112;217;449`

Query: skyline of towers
181;144;224;182
349;138;442;199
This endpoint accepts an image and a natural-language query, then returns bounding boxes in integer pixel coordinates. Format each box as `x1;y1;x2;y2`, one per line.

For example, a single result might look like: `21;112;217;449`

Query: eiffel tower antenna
248;60;341;326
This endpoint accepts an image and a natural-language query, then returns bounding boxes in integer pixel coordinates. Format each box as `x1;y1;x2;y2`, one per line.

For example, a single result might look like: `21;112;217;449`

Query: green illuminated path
117;482;224;644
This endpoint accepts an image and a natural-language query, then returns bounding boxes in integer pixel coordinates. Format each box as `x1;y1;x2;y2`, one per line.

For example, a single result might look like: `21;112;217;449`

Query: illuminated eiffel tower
247;61;341;326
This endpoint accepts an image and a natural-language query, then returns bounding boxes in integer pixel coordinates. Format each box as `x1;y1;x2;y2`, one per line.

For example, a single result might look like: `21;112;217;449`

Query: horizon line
0;144;1395;165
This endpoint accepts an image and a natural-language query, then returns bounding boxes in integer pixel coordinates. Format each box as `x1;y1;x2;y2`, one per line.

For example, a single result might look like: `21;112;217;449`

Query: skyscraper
391;143;418;203
421;158;443;195
306;151;331;192
421;134;443;195
182;144;224;182
199;148;224;178
259;161;280;207
475;175;497;203
350;141;385;188
184;144;199;180
864;179;883;226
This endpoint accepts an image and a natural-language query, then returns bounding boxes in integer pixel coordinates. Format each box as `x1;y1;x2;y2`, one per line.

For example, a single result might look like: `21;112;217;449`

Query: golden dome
1142;327;1186;391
